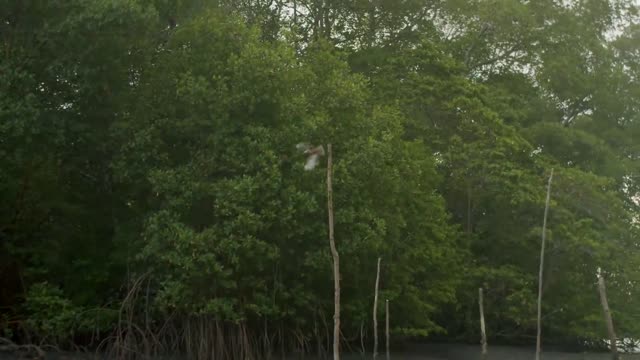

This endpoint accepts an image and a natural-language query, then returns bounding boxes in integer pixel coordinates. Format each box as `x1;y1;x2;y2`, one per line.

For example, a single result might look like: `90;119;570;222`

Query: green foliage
23;283;81;342
2;0;640;352
21;283;117;344
110;11;461;338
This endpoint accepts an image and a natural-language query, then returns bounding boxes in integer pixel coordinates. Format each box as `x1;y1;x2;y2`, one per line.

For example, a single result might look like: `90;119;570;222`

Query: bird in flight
296;143;325;170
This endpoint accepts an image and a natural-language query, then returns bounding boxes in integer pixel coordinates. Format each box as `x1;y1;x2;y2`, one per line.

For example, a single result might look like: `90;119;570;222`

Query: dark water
2;344;639;360
383;343;640;359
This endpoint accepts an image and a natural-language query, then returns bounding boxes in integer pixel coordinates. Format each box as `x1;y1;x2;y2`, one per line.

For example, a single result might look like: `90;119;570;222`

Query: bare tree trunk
535;168;554;360
292;0;298;50
323;0;332;38
467;182;472;238
479;288;488;359
367;0;377;47
327;144;341;360
373;257;382;359
385;300;390;360
598;275;619;360
360;321;365;355
293;0;297;26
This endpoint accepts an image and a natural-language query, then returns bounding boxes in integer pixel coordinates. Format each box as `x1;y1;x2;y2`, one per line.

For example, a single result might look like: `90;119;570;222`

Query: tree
1;0;159;340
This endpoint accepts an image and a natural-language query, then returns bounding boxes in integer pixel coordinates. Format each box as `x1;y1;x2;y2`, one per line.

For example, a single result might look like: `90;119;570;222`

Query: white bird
296;143;325;170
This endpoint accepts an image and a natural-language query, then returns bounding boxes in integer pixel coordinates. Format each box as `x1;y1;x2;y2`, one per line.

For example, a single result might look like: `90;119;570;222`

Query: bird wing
296;143;311;152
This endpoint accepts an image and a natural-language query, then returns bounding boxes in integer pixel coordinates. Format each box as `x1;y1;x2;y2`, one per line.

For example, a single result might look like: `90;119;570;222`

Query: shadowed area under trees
1;0;640;358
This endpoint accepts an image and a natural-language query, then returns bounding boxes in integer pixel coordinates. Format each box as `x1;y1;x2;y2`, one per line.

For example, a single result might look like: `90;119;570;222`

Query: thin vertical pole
536;168;554;360
479;288;488;359
327;144;340;360
385;300;390;360
373;257;382;359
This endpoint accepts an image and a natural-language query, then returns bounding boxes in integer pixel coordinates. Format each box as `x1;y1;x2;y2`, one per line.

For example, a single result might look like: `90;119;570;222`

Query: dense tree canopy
1;0;639;357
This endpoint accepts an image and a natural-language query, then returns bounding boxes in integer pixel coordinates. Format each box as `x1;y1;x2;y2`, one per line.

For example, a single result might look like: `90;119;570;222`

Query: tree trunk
293;0;297;26
368;0;377;47
360;321;365;355
327;144;340;360
535;168;554;360
598;275;619;360
373;257;382;359
479;288;488;359
467;182;472;238
385;299;390;360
